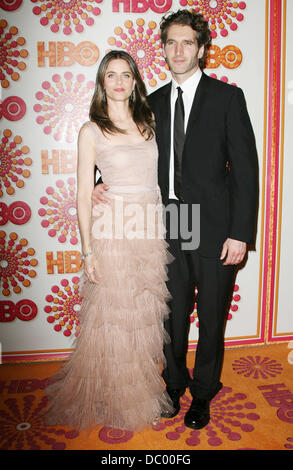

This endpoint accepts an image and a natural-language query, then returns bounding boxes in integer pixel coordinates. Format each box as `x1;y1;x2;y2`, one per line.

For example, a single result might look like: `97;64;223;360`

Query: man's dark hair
160;9;211;70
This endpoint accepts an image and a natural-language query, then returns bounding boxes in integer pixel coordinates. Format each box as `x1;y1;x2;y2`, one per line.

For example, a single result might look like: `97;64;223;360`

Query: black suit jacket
147;72;259;257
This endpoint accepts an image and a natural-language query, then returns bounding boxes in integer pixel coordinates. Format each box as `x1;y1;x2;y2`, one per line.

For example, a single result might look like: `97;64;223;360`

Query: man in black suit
146;10;258;430
92;10;258;430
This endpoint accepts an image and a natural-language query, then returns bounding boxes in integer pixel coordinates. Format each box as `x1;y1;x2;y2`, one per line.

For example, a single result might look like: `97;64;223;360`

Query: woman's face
103;58;135;103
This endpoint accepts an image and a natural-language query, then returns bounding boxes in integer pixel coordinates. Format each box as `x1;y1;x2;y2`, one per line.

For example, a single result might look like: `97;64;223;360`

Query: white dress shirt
169;67;202;199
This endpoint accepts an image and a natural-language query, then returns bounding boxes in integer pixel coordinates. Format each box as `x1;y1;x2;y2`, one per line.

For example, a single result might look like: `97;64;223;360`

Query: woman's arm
76;123;96;256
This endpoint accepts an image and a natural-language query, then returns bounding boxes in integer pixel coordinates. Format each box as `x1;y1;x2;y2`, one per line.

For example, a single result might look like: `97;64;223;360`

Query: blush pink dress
43;121;174;433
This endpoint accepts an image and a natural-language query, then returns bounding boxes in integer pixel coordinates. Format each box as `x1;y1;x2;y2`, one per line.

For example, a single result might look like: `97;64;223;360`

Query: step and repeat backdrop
0;0;292;362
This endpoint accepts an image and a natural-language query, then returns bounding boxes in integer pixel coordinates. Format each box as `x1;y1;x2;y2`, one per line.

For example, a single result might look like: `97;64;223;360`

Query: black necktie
173;86;185;200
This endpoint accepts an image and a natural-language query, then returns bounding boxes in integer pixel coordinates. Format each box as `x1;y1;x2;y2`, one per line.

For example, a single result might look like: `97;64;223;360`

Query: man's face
163;24;204;82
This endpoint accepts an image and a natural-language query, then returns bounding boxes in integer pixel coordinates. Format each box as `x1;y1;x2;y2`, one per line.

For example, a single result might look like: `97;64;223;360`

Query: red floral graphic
33;72;95;143
99;426;134;444
232;356;283;379
0;128;32;198
0;20;28;88
153;386;260;447
0;96;26;121
44;276;81;337
0;230;38;296
0;0;23;10
38;177;78;245
108;18;169;87
31;0;103;35
179;0;246;38
0;394;79;450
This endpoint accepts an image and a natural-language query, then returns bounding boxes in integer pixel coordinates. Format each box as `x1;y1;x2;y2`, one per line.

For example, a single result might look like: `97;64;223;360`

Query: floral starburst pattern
190;283;241;325
0;231;38;296
44;276;81;337
0;20;28;88
33;72;95;143
38;177;78;245
0;394;79;450
179;0;246;38
31;0;104;35
153;386;260;447
0;128;32;198
232;356;283;379
108;18;169;87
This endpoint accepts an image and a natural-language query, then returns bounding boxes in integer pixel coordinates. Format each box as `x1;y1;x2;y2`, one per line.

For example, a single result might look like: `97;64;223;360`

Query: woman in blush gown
43;51;174;433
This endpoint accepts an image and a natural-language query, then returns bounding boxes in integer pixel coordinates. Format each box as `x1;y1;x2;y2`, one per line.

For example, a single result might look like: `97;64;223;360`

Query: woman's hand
84;253;100;284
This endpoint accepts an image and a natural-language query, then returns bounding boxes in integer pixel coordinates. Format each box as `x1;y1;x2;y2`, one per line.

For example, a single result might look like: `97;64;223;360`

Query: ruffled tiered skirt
44;191;174;432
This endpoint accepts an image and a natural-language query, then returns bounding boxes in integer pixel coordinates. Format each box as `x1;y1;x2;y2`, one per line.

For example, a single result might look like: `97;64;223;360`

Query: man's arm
226;86;259;243
221;87;259;265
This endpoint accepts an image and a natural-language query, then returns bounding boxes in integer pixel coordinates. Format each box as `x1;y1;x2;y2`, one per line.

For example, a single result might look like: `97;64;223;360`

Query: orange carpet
0;343;292;451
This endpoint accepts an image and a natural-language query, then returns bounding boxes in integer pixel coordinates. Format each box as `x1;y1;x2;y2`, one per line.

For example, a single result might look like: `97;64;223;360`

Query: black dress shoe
161;388;184;418
184;397;210;429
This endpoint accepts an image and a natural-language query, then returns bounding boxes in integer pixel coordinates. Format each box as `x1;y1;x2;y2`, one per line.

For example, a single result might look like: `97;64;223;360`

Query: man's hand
91;183;109;206
220;238;247;265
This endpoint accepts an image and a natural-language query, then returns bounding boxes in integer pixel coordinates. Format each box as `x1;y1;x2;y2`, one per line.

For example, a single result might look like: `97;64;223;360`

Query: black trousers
162;200;236;401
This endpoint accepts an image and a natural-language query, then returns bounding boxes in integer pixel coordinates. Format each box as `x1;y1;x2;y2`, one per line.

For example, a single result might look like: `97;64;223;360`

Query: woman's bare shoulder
78;120;102;141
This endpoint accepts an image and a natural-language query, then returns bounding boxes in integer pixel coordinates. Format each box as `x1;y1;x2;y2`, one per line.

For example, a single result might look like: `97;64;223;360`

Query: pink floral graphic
0;20;28;88
0;230;38;296
44;276;81;337
33;72;95;143
31;0;103;35
0;394;79;450
232;356;283;379
99;426;134;444
209;73;237;86
38;177;78;245
153;386;260;447
190;283;241;325
108;18;169;87
179;0;246;38
0;128;32;198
